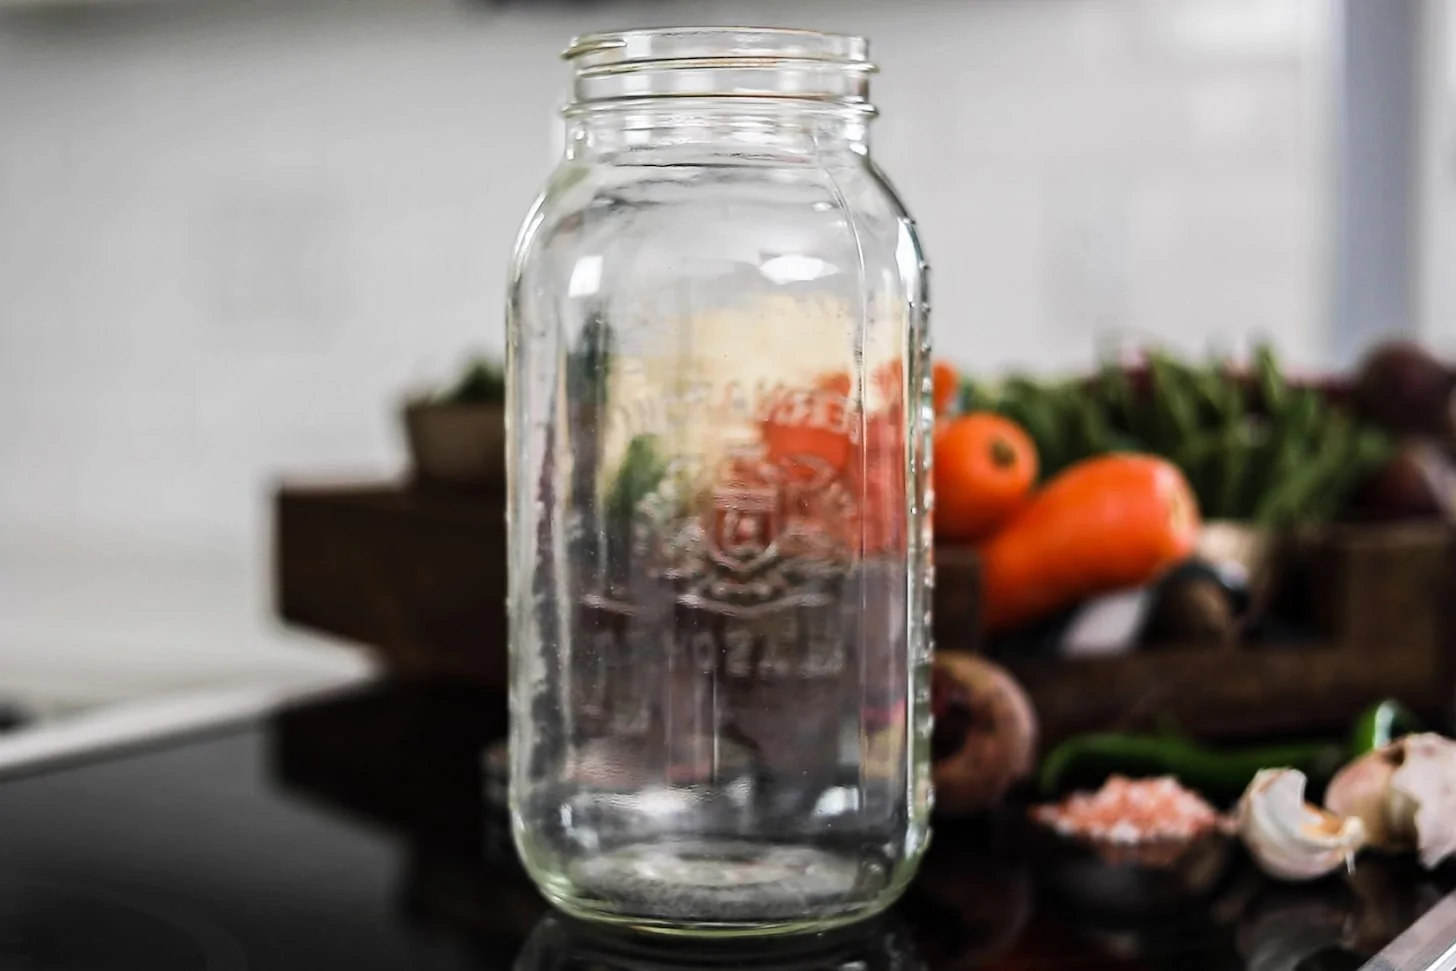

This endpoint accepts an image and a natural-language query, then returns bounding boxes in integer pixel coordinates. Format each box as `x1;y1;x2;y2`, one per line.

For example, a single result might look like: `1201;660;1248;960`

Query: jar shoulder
512;153;926;280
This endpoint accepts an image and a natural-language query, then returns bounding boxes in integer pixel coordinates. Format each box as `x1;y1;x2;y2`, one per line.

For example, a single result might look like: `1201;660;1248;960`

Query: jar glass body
507;29;932;936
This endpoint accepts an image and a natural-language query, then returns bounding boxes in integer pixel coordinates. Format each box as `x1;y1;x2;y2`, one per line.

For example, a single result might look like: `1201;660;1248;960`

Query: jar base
542;837;900;937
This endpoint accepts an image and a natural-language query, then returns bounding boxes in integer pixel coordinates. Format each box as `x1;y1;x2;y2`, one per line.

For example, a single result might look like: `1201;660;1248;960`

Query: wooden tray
274;483;1456;742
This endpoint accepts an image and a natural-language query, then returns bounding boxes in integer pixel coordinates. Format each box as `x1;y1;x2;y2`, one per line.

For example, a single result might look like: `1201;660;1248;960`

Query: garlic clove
1387;733;1456;870
1327;733;1456;869
1326;746;1403;850
1238;768;1365;881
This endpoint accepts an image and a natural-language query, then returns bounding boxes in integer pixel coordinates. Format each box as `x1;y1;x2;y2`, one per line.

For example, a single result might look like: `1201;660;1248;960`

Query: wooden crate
274;482;508;688
938;524;1456;744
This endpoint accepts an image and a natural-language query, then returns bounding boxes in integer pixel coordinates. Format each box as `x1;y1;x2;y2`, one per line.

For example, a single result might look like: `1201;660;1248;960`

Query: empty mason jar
507;26;932;935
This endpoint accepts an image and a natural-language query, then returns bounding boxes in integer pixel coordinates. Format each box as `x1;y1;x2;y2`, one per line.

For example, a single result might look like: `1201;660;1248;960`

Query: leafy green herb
440;358;505;405
960;344;1391;527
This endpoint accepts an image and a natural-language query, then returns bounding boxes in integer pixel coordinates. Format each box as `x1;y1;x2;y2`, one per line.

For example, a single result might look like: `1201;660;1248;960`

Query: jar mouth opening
563;26;873;70
562;27;877;110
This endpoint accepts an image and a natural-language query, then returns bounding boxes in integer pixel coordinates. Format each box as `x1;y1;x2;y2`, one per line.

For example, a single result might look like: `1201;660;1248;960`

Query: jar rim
562;26;874;71
562;27;877;110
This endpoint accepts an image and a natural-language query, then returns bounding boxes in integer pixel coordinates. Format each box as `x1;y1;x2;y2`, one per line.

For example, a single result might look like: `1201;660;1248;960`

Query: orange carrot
978;454;1200;634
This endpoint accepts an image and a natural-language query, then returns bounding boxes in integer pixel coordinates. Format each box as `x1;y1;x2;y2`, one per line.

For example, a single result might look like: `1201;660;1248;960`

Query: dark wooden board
936;522;1456;743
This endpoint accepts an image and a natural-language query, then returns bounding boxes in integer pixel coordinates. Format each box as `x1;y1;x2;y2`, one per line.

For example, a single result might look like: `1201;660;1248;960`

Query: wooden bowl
1025;819;1236;917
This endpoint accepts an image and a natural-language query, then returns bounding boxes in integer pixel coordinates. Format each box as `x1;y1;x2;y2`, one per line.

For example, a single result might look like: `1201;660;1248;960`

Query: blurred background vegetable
1040;731;1346;806
437;356;505;405
959;345;1392;527
977;454;1200;633
931;651;1038;815
1352;341;1456;443
933;413;1038;543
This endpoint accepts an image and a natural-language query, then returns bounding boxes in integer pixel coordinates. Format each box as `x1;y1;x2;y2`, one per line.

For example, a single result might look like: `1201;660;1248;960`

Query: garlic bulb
1238;768;1365;881
1324;743;1399;847
1326;733;1456;869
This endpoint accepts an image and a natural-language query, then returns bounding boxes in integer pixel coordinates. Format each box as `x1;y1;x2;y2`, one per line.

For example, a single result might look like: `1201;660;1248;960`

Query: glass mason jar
507;27;932;936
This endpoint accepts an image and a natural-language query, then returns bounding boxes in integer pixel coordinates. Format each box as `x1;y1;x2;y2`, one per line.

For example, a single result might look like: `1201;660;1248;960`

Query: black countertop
0;679;1447;970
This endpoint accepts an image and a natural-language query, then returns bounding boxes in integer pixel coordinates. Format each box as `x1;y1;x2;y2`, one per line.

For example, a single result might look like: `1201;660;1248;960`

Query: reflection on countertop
269;680;1456;971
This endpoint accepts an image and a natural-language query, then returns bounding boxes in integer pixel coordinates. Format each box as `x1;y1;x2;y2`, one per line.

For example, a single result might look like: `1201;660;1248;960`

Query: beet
1353;341;1456;438
931;651;1038;815
1350;440;1453;521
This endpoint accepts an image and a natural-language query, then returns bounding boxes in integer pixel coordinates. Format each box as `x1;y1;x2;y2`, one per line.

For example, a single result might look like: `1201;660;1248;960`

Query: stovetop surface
0;679;1448;971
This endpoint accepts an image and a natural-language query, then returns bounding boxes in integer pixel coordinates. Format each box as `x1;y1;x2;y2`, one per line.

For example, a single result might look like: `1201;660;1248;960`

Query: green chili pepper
1038;732;1346;803
1348;699;1422;754
1039;699;1423;804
